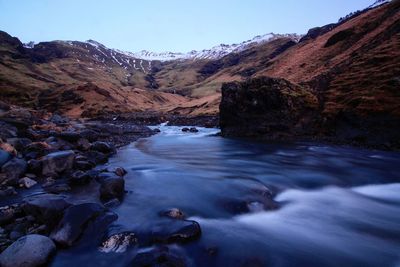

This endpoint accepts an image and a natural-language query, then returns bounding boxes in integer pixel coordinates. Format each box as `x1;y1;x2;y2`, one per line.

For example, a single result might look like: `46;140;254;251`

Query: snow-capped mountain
368;0;391;8
129;33;302;61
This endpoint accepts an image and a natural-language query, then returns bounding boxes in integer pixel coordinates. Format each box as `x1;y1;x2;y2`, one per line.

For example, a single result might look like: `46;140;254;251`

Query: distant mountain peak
129;33;302;61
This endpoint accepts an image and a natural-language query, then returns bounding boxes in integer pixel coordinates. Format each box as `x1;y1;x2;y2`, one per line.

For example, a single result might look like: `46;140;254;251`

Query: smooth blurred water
52;125;400;267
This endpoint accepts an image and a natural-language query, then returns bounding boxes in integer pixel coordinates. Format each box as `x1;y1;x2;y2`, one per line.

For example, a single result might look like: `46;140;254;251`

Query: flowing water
53;125;400;267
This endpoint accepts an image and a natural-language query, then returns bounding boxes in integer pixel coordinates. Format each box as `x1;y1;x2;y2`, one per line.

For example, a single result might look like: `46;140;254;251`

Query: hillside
220;0;400;148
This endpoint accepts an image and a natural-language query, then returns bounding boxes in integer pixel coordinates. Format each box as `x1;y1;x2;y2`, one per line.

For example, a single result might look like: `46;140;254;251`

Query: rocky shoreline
0;101;205;266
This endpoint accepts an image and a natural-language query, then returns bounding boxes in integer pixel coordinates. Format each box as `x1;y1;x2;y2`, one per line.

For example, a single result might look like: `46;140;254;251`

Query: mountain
129;33;302;61
220;0;400;148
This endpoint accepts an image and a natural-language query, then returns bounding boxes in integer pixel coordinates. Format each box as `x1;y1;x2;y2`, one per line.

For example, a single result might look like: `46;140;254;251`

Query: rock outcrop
220;77;318;140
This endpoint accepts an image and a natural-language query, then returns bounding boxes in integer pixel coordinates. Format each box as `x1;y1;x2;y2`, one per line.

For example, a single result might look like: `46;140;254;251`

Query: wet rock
9;231;23;240
57;131;81;142
22;194;71;227
0;207;16;226
18;177;37;189
99;175;125;201
76;138;91;151
50;203;117;247
131;246;186;267
27;159;42;175
99;232;137;253
189;127;199;133
24;142;52;159
151;219;201;244
44;183;71;194
106;166;127;177
153;128;161;133
0;122;17;140
85;151;109;165
6;138;32;152
74;160;93;171
49;114;68;124
0;149;12;168
161;208;185;220
1;158;27;185
181;127;190;132
104;198;121;208
69;170;92;186
0;101;10;112
0;187;17;198
41;150;75;177
0;234;56;267
91;141;115;154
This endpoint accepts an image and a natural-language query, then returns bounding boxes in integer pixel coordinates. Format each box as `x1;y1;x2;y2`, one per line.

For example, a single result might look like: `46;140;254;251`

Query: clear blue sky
0;0;373;53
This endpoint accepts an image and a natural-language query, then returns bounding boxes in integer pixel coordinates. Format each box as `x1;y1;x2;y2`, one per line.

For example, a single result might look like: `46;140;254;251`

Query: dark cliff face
219;77;400;148
219;77;318;139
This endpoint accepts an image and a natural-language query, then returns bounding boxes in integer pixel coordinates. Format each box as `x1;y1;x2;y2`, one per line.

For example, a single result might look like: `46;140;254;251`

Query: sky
0;0;373;53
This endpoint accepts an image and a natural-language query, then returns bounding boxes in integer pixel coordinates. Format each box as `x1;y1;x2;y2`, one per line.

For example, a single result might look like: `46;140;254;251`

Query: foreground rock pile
0;101;168;265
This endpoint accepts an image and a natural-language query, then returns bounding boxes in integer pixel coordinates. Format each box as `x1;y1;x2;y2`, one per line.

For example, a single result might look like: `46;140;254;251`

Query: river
52;124;400;267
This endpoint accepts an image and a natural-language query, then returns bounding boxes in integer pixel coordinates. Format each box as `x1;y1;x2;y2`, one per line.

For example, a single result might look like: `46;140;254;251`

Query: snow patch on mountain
129;33;301;61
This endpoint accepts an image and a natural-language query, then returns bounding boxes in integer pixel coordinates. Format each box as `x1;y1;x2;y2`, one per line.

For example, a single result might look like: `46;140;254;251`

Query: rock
1;158;27;185
9;231;23;240
153;128;161;133
49;114;68;124
189;127;199;133
44;183;71;194
57;131;81;142
0;207;16;226
23;142;52;159
106;166;127;177
0;187;17;198
131;246;186;267
104;198;121;208
6;138;32;152
22;194;71;227
69;170;92;186
0;149;12;168
76;138;91;151
219;77;318;139
0;234;56;267
0;122;17;140
0;101;10;112
74;160;93;171
85;151;109;165
90;141;115;154
18;177;37;189
99;175;125;201
41;150;75;177
161;208;185;220
26;159;42;175
99;232;137;253
151;219;201;244
181;127;189;132
50;203;117;247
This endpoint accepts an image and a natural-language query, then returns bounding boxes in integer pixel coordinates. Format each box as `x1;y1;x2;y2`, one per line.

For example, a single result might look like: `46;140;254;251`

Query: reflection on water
52;125;400;267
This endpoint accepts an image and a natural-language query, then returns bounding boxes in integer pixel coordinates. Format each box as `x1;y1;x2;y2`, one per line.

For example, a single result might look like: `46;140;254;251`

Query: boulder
151;219;201;244
56;131;81;142
6;138;32;152
0;234;56;267
41;150;75;177
50;203;117;247
99;232;137;253
0;122;17;140
24;142;51;159
160;208;185;220
69;170;92;186
18;177;37;189
181;127;189;132
99;175;125;201
106;166;127;177
189;127;199;133
1;158;27;185
76;138;91;151
90;141;115;154
22;194;71;227
131;246;186;267
85;151;109;165
0;149;12;168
